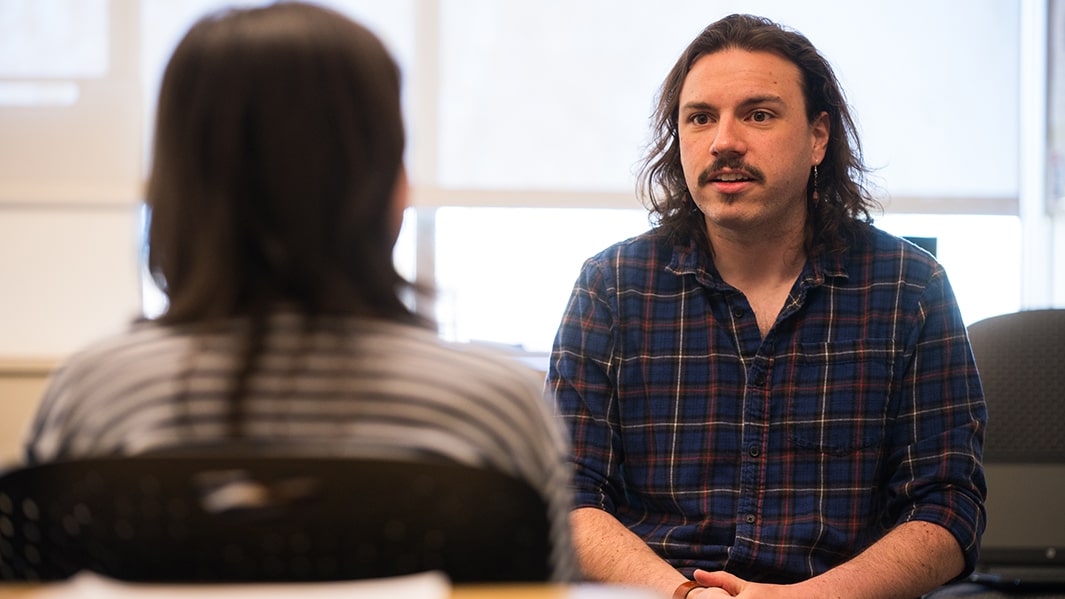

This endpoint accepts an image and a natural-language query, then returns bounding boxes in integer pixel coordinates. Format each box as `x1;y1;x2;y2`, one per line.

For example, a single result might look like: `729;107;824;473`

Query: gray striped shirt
24;313;576;580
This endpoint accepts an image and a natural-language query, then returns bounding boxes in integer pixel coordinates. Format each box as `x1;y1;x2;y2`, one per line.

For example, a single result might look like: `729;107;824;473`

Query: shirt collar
666;238;851;290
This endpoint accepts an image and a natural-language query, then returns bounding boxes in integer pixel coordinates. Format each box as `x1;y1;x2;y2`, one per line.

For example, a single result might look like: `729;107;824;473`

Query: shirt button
732;308;745;319
744;514;756;524
748;446;761;458
752;372;766;387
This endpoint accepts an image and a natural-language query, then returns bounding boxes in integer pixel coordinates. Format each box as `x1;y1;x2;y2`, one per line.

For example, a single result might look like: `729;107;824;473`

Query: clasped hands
686;569;797;598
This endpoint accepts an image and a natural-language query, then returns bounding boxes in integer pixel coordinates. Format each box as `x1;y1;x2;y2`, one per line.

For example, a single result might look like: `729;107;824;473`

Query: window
877;214;1022;325
0;0;108;106
433;208;651;353
0;0;139;202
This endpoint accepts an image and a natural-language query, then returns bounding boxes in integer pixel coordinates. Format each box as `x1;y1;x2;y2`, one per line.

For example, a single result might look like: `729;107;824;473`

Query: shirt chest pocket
786;340;895;456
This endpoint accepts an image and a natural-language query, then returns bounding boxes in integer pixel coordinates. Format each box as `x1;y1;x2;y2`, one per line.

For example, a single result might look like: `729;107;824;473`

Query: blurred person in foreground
548;13;985;598
24;1;576;582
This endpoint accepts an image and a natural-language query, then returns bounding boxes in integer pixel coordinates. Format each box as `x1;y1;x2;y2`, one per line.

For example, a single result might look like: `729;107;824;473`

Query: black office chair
0;455;552;583
925;309;1065;598
966;308;1065;463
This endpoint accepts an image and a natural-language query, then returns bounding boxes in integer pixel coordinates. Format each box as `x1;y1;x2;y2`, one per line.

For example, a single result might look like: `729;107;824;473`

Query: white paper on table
12;570;451;599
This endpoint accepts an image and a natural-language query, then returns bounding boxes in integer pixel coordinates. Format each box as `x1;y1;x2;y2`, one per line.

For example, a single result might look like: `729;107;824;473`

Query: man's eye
691;114;710;125
751;110;772;122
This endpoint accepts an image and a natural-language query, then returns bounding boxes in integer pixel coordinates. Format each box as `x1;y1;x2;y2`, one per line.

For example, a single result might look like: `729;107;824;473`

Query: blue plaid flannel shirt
548;223;986;583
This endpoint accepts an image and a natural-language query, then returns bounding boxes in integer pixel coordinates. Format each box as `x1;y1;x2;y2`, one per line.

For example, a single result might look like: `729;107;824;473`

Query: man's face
677;48;828;242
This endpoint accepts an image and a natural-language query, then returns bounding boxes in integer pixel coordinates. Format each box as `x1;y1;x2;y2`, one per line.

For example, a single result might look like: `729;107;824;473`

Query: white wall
0;207;143;357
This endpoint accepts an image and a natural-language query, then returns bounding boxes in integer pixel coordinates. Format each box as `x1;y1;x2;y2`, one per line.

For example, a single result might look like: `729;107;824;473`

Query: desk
451;585;571;598
0;585;576;598
0;581;665;599
9;581;1064;599
452;584;661;598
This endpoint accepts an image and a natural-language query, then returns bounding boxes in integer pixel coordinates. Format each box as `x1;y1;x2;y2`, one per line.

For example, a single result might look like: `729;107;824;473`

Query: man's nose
710;119;745;156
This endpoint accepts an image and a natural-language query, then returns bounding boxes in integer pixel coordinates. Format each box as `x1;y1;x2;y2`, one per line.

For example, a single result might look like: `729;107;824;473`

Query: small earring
811;164;820;203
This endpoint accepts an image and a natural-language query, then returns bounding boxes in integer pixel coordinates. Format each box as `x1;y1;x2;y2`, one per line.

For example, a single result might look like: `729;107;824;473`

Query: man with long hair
549;14;985;598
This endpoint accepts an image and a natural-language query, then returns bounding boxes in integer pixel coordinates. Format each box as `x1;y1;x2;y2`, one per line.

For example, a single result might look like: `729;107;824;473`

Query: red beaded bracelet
673;580;705;599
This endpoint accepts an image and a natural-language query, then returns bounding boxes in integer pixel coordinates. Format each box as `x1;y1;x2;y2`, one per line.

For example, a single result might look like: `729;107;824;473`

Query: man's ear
811;111;829;165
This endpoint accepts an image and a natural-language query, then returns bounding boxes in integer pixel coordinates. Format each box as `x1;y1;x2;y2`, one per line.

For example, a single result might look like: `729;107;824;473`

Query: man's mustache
697;156;766;187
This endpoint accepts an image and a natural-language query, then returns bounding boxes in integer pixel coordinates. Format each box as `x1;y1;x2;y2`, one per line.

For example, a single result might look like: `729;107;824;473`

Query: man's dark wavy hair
639;14;878;256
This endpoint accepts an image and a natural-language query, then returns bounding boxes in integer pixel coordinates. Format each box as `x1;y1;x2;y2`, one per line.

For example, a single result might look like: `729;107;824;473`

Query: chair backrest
0;455;552;583
966;308;1065;462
